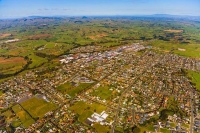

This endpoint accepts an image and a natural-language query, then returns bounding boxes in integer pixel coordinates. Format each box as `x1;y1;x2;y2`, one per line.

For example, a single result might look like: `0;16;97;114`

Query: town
0;43;200;133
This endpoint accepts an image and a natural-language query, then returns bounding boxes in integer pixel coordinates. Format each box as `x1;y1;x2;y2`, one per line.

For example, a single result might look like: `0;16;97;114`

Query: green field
57;82;92;97
12;104;35;128
0;90;3;96
150;40;200;58
187;70;200;91
11;120;21;128
0;57;27;75
91;85;112;100
20;97;57;119
182;123;189;128
93;123;110;133
0;17;200;80
28;54;48;68
69;101;106;123
160;128;171;133
2;110;12;118
138;125;155;133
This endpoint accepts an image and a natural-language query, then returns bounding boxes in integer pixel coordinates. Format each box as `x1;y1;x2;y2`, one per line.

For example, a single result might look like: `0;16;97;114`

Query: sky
0;0;200;18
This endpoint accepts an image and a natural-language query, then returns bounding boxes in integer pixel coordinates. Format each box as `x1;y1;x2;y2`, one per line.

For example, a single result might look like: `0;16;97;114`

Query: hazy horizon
0;0;200;19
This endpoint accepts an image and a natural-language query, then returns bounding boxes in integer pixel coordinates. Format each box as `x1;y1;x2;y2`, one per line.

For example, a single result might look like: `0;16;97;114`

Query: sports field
69;101;106;123
187;70;200;91
20;97;57;119
57;82;92;97
12;104;35;128
91;85;112;100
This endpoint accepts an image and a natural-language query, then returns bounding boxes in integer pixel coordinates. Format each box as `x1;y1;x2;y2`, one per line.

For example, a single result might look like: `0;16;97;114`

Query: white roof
60;59;66;62
101;113;108;119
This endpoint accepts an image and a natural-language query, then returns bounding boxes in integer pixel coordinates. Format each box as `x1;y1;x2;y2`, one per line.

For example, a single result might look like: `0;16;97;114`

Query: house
59;59;68;64
178;48;186;51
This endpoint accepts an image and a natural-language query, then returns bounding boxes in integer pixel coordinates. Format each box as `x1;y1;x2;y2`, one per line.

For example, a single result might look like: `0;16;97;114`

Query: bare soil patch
0;33;12;38
0;57;26;64
164;29;183;33
88;33;107;40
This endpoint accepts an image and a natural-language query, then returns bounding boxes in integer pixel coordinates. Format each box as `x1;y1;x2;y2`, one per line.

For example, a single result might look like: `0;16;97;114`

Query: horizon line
0;14;200;20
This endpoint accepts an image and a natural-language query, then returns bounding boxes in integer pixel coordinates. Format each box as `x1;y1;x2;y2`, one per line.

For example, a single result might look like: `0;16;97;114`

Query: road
110;53;164;133
189;88;194;133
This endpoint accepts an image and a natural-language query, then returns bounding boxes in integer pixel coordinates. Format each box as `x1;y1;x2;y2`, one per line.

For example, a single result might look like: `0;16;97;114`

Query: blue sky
0;0;200;18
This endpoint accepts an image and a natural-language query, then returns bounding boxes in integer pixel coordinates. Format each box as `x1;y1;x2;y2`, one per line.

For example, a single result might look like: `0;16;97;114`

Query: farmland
0;16;200;133
0;57;27;75
0;33;12;38
0;16;200;79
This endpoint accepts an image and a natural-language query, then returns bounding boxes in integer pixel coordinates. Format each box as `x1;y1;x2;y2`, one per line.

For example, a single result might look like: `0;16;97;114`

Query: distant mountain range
1;14;200;20
146;14;200;18
27;14;200;18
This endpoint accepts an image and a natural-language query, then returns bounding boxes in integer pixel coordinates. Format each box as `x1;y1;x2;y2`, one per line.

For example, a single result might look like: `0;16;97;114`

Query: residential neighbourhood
0;43;200;133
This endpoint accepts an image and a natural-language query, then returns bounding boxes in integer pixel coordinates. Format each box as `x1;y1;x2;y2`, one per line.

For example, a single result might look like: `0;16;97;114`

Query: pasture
0;57;27;75
0;33;12;38
0;17;200;80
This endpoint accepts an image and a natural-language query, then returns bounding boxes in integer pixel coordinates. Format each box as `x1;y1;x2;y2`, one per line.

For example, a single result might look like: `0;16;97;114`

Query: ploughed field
0;33;12;38
0;57;27;75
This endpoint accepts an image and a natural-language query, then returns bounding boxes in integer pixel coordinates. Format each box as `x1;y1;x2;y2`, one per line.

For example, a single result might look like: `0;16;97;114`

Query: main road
110;53;164;133
189;87;194;133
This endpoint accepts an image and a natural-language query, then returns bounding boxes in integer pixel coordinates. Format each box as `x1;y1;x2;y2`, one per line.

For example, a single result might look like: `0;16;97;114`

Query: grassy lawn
2;110;13;118
174;44;200;58
139;125;155;133
69;101;106;123
100;42;121;47
28;54;48;69
160;128;171;133
136;125;170;133
91;85;112;100
67;83;92;97
57;82;92;97
57;82;71;92
182;123;189;128
0;90;3;96
187;70;200;91
38;43;74;56
93;123;110;133
12;104;35;128
150;40;200;59
20;97;57;119
45;42;56;48
11;120;21;128
170;122;176;127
